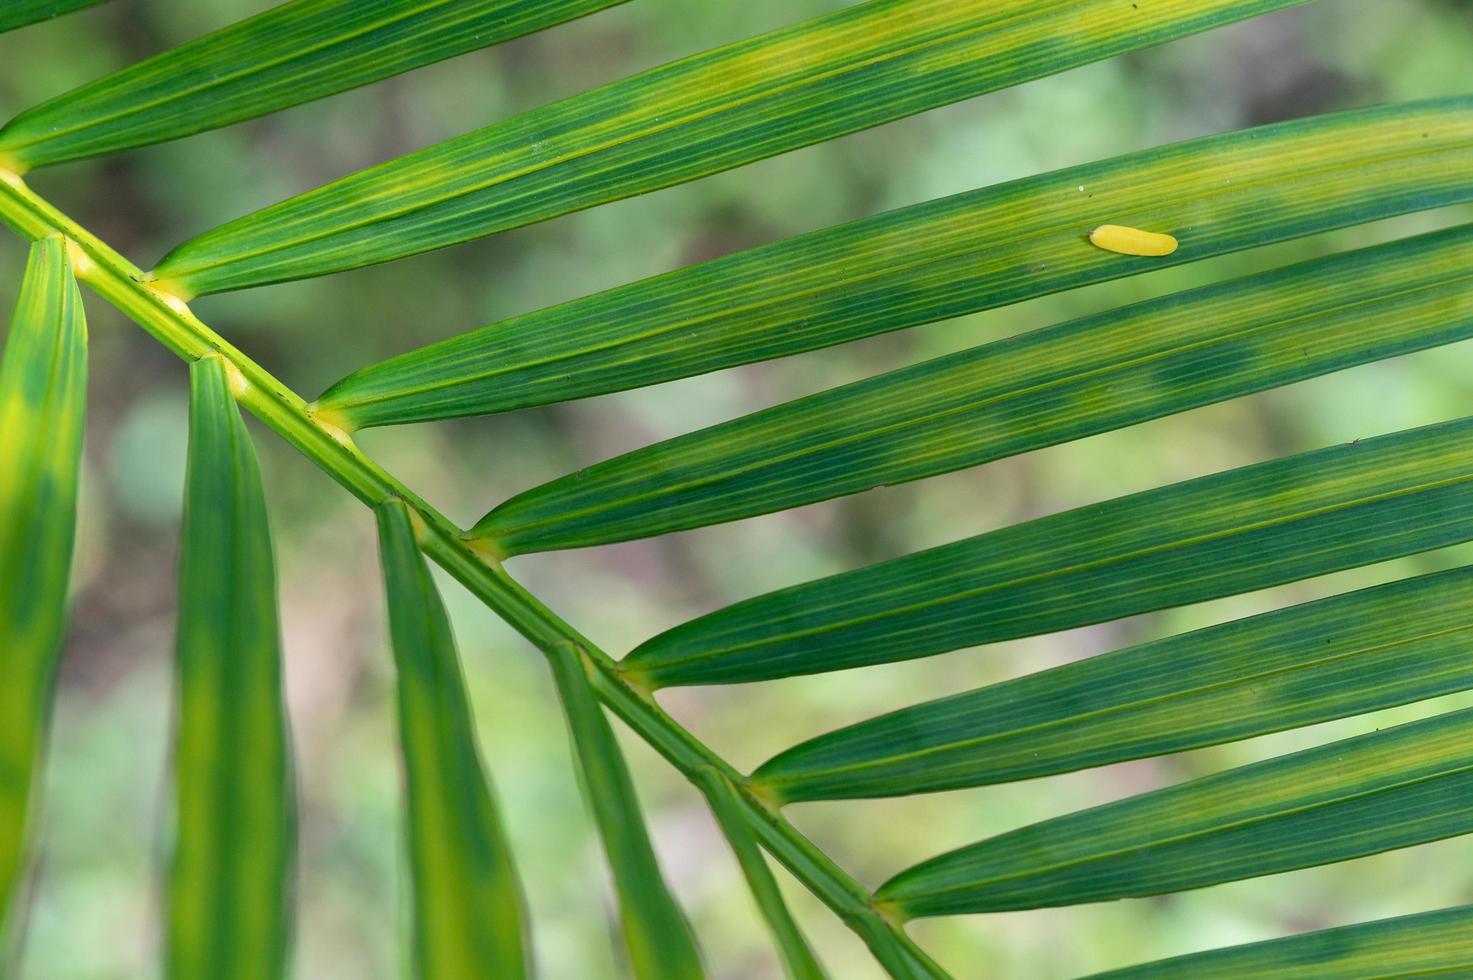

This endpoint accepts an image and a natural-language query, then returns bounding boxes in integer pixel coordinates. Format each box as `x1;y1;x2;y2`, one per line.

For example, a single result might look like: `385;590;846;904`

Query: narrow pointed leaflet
0;0;628;170
317;97;1473;431
149;0;1315;296
693;770;824;980
0;0;105;35
376;500;529;979
1087;904;1473;979
546;642;703;978
627;415;1473;686
877;706;1473;917
475;223;1473;554
169;356;294;980
754;565;1473;802
0;237;86;933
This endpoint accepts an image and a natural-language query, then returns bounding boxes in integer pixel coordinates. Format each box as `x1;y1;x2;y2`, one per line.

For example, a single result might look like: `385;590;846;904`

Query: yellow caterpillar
1089;224;1179;257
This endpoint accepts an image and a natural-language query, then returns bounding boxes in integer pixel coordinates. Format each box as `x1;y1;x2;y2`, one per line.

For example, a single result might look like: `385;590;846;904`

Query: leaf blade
693;770;825;980
627;415;1473;686
168;356;293;980
0;236;86;933
316;97;1473;430
877;707;1473;917
375;500;529;980
475;223;1473;554
1085;904;1473;979
754;565;1473;802
0;0;105;35
149;0;1315;296
546;642;703;979
0;0;628;169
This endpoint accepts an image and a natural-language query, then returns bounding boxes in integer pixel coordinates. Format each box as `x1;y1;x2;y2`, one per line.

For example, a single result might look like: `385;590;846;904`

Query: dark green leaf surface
755;565;1473;802
0;0;627;170
627;415;1473;687
0;237;85;932
475;224;1473;555
877;707;1473;917
546;642;703;979
1087;904;1473;979
169;356;293;980
149;0;1316;296
0;0;104;34
375;500;528;980
694;770;824;980
315;97;1473;430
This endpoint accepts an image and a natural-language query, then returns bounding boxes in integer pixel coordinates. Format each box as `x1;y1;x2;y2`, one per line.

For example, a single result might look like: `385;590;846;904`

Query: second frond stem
0;168;946;980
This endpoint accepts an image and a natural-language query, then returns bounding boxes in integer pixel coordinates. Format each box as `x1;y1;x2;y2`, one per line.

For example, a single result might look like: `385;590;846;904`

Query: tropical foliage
1;0;1471;977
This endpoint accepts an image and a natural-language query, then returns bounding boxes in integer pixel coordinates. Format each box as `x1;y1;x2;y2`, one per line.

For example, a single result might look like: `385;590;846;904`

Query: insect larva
1089;224;1179;257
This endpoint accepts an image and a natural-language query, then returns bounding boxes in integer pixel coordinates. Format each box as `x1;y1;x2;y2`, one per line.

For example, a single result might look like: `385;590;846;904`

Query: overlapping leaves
1;0;1471;976
146;0;1315;296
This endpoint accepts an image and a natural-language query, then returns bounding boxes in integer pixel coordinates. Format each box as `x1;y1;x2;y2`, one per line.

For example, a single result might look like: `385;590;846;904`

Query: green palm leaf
169;355;293;980
1087;904;1473;979
314;97;1473;431
877;706;1473;917
375;499;529;980
474;223;1473;554
754;565;1473;802
0;236;86;934
147;0;1314;297
546;641;703;979
0;0;626;171
1;0;1468;973
627;415;1473;687
693;770;824;980
0;0;104;35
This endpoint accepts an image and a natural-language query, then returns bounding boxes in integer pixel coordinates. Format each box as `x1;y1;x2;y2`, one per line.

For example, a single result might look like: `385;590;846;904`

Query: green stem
0;169;947;980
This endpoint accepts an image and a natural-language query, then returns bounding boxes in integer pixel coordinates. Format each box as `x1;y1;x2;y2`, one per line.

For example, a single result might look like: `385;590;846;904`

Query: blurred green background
2;1;1473;977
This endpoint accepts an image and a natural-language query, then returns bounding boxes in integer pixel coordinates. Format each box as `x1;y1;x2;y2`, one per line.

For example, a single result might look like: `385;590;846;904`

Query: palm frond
1088;904;1473;978
0;1;1469;976
147;0;1314;296
0;0;104;35
314;97;1473;431
376;499;529;980
546;641;703;979
877;706;1473;917
0;0;626;170
474;222;1473;553
0;235;86;934
753;565;1473;801
169;355;293;980
693;769;825;980
627;416;1473;686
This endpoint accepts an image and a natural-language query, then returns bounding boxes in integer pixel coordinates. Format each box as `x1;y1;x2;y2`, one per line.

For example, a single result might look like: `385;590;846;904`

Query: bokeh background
2;1;1473;976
